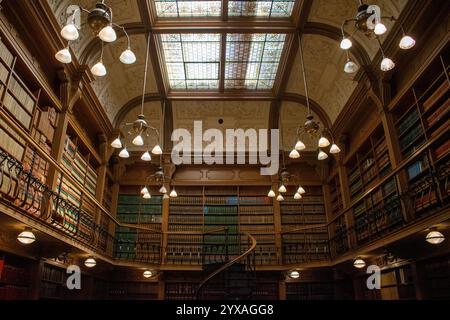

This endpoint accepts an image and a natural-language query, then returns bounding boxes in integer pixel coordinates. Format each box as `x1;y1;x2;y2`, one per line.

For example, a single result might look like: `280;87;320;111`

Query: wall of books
239;187;276;265
392;44;449;218
280;186;329;264
114;191;162;263
0;38;61;221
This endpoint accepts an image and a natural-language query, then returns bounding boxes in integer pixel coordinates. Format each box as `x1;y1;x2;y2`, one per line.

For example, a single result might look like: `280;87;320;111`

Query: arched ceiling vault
47;0;411;132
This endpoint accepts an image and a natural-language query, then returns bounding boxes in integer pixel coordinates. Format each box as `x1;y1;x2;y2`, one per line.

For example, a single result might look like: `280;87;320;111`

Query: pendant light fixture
340;2;416;72
110;33;162;161
56;2;136;68
143;270;154;278
17;227;36;244
288;270;300;279
290;34;341;161
353;257;366;269
426;229;445;245
91;43;107;77
170;188;178;198
344;51;359;74
84;257;97;268
267;189;276;198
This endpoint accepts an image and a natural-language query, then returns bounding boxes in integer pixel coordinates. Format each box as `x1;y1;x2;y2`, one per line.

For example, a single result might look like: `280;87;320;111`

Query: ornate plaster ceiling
47;0;411;128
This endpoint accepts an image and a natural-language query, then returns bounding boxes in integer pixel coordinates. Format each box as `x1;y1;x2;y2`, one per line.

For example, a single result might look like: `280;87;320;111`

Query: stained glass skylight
228;1;296;17
160;34;221;90
225;34;286;90
155;1;222;18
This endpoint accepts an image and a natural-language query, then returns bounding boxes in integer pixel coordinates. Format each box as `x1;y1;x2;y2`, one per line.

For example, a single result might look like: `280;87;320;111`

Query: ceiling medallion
340;1;416;73
55;1;137;72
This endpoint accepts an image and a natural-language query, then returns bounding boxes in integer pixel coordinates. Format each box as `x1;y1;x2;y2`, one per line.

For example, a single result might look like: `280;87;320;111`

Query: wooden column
272;179;283;264
278;280;287;300
160;155;174;264
378;86;414;222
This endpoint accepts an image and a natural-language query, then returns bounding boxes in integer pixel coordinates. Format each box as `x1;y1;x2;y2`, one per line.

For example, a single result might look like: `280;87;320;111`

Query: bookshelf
40;262;67;300
0;37;59;218
379;265;416;300
115;192;162;262
286;282;334;300
108;281;159;300
330;215;349;255
391;44;449;216
422;255;450;300
0;253;31;300
167;186;204;265
239;186;276;265
328;172;343;217
281;186;329;263
353;177;403;245
204;186;239;263
346;124;392;201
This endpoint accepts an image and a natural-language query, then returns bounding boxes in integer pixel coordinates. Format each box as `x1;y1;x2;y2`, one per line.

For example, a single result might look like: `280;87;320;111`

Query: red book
0;259;4;279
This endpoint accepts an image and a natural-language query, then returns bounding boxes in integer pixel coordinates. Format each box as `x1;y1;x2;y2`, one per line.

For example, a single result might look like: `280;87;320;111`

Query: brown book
423;81;449;111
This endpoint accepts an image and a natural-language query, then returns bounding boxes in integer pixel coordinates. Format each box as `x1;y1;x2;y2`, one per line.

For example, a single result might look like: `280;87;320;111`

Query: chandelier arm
113;23;131;48
376;37;386;57
341;19;356;38
99;41;104;62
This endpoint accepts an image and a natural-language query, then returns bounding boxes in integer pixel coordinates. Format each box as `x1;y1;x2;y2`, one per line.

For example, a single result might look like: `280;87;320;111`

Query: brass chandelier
55;1;137;74
110;33;163;161
340;0;416;73
289;34;341;162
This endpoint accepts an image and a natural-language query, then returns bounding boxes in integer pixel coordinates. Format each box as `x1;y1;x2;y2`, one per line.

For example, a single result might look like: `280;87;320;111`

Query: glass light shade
143;270;153;278
344;59;359;74
142;192;151;199
276;195;285;202
268;190;276;198
120;48;136;64
152;145;163;155
132;135;144;146
278;185;287;193
159;186;167;194
330;144;341;154
91;61;107;77
98;25;117;42
318;137;331;148
318;150;329;161
426;231;445;245
353;258;366;269
141;151;152;162
399;35;416;50
297;186;306;195
111;137;122;149
55;48;72;64
381;57;395;72
140;186;149;195
170;189;178;198
163;194;170;200
374;23;387;35
17;229;36;244
295;140;306;151
61;23;79;41
294;193;302;200
289;270;300;279
340;38;352;50
289;149;300;159
119;148;129;158
84;258;96;268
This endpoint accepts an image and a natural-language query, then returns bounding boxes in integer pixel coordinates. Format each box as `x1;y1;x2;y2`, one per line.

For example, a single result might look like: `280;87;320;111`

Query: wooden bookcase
114;190;162;262
390;43;449;217
167;186;204;265
0;252;32;300
345;124;392;201
239;186;276;265
286;282;334;300
280;186;329;264
203;186;240;263
328;172;343;217
0;37;58;219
